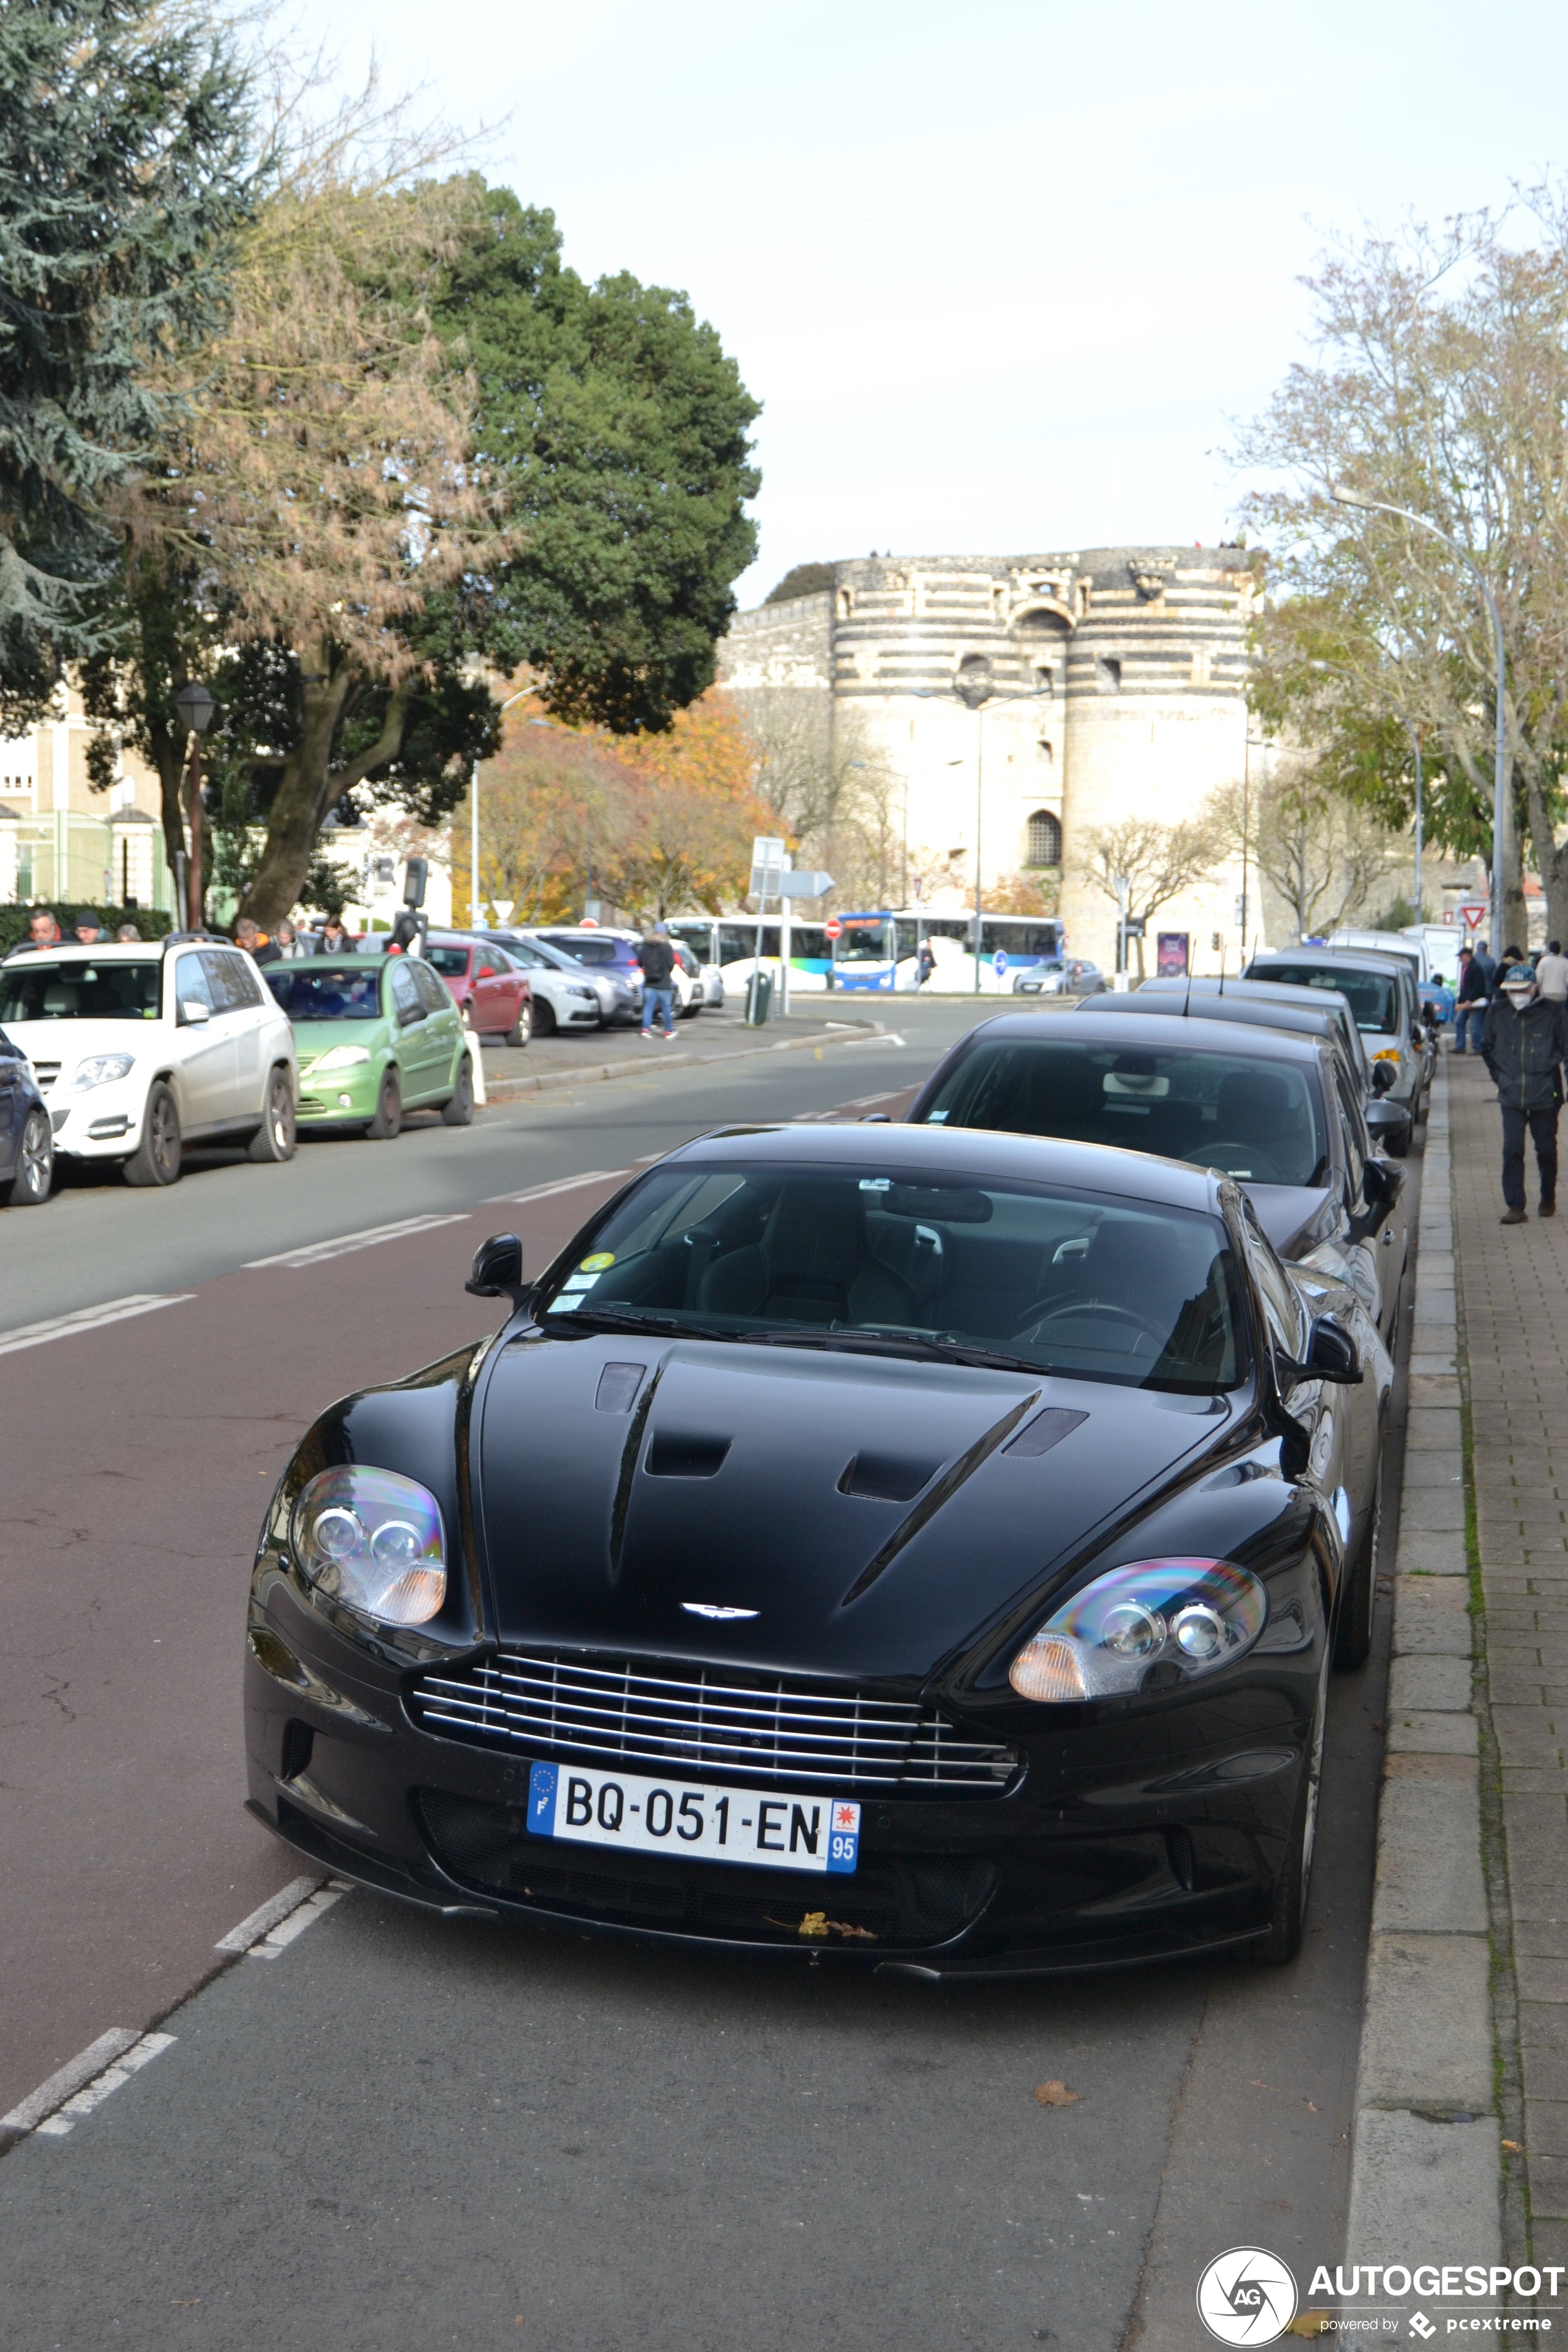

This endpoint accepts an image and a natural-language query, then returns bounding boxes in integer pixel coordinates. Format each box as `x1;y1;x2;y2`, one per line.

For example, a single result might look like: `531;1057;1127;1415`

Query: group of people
9;906;358;961
1456;937;1568;1224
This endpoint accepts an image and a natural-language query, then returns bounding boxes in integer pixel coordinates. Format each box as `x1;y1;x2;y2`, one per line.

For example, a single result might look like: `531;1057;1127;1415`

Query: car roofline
945;1006;1325;1061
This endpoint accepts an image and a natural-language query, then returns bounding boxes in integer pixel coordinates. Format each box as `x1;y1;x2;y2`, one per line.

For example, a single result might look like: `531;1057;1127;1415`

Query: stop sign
824;917;843;940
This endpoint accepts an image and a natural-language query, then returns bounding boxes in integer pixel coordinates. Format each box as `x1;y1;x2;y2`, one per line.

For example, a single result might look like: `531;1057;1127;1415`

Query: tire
504;1001;533;1049
1333;1473;1381;1671
365;1069;402;1141
123;1082;181;1186
532;995;557;1038
1;1107;54;1206
441;1059;475;1126
246;1066;297;1162
1252;1648;1330;1966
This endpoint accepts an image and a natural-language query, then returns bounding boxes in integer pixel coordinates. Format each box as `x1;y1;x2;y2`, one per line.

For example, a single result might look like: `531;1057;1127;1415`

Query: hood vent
1003;1406;1089;1458
646;1431;731;1479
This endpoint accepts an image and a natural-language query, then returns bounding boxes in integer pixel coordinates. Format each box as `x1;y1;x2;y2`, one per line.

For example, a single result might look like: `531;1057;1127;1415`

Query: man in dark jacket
637;925;677;1040
1454;937;1493;1054
1482;953;1568;1223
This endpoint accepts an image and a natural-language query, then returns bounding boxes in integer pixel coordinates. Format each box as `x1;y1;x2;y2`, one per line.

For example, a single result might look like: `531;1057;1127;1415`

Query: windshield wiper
542;1306;725;1341
753;1327;1044;1375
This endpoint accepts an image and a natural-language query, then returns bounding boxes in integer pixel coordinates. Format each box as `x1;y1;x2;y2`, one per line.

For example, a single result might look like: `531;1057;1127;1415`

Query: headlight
569;986;595;1000
314;1045;372;1071
1009;1558;1267;1702
71;1054;135;1090
291;1466;446;1625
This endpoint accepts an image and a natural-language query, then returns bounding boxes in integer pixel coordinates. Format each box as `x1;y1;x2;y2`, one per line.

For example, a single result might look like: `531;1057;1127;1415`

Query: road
0;997;1411;2350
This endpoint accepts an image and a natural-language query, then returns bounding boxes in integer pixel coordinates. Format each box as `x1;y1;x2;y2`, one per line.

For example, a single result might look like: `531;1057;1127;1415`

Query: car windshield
539;1164;1246;1394
0;957;161;1022
1250;964;1399;1035
264;967;383;1020
915;1038;1330;1188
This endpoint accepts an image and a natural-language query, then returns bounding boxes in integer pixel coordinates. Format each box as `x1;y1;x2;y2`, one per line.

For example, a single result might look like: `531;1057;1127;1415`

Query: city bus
665;912;1065;993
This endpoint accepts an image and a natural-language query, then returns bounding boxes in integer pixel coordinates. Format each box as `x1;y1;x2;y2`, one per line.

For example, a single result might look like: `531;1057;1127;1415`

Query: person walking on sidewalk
1455;938;1494;1054
637;924;677;1040
1482;951;1568;1224
1537;938;1568;1003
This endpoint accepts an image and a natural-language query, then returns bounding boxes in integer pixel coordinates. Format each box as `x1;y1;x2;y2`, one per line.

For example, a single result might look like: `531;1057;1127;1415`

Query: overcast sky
319;0;1568;607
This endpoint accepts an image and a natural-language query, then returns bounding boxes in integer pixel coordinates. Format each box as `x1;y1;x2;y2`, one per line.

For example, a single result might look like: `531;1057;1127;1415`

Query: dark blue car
0;1025;53;1206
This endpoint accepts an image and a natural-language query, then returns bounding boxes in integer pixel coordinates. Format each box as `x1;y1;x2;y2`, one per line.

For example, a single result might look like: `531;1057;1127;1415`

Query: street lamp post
1332;490;1508;951
174;680;215;932
915;666;1046;995
470;688;535;929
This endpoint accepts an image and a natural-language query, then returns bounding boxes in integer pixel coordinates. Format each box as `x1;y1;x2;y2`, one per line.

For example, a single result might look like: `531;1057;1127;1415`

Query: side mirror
1363;1155;1404;1205
1411;1023;1425;1048
1371;1061;1396;1095
1278;1312;1362;1388
466;1232;525;1305
181;998;211;1025
477;966;494;980
862;1111;892;1123
1366;1096;1412;1157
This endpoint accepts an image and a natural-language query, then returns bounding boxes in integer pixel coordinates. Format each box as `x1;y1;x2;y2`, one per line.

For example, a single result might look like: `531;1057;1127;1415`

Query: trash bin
744;967;774;1026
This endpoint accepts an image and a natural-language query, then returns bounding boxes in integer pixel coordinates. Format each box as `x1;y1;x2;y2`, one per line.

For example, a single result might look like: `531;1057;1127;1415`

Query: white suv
0;935;298;1185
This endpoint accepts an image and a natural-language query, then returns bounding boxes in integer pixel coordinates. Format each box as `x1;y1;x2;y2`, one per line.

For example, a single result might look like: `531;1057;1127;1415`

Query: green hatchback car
262;955;473;1136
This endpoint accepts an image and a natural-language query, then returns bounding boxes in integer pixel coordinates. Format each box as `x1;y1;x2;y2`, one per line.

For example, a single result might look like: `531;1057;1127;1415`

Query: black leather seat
698;1180;917;1327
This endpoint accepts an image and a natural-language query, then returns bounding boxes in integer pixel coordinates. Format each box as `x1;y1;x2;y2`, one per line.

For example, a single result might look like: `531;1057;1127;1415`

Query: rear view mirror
467;1232;525;1305
1366;1095;1412;1157
1306;1313;1362;1382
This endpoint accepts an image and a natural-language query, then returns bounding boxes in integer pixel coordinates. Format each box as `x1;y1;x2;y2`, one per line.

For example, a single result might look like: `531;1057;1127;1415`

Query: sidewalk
1451;1050;1568;2271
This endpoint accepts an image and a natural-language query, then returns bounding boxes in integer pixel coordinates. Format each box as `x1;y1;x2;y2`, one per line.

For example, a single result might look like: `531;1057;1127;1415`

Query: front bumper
295;1059;382;1122
49;1079;146;1159
245;1582;1312;1977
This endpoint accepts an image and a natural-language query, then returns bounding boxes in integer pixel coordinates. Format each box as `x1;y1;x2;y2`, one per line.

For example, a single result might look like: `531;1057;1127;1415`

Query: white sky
316;0;1568;606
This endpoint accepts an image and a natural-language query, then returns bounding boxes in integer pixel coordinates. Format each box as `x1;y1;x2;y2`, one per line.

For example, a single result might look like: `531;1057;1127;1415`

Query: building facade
718;544;1259;974
0;688;174;913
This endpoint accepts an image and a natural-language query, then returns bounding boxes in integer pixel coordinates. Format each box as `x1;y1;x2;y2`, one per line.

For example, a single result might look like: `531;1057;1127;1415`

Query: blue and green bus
667;912;1065;994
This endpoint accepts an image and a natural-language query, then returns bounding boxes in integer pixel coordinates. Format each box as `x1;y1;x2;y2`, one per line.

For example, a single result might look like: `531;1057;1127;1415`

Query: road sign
993;949;1008;977
824;917;843;941
779;870;833;898
749;835;787;901
1459;901;1488;932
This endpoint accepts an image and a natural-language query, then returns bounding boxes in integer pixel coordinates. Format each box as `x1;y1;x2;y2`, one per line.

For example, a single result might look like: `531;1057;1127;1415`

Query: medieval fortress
718;545;1258;974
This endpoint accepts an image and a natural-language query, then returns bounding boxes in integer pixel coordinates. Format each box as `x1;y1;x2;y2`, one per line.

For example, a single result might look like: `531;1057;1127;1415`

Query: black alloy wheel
122;1082;182;1187
246;1067;298;1162
1252;1649;1330;1966
441;1059;475;1126
1332;1474;1382;1672
2;1107;54;1206
365;1069;402;1141
504;1001;533;1048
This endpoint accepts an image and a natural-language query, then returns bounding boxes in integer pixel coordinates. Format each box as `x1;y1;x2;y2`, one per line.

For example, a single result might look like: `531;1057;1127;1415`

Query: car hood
291;1018;388;1056
475;1333;1235;1677
3;1017;161;1074
1242;1182;1336;1262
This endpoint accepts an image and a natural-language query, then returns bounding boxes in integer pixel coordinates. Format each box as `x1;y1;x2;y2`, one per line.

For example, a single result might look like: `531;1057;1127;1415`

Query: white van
1328;927;1427;980
1400;924;1470;989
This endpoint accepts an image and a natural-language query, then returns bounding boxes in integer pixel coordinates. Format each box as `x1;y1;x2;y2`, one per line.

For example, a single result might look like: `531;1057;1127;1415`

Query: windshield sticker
580;1252;615;1271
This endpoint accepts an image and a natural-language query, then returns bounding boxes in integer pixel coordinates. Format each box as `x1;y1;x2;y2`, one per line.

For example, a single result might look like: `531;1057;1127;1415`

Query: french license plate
527;1761;859;1875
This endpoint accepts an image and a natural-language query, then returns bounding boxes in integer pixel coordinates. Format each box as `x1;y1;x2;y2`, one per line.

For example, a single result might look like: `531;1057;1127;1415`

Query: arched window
1026;810;1062;868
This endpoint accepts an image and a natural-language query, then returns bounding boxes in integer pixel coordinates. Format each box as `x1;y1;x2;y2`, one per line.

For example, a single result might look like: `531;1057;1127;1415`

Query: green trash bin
744;966;774;1027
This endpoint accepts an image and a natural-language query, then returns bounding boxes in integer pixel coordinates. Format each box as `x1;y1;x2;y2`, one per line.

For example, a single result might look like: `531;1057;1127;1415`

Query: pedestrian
1481;950;1568;1224
917;937;936;989
319;914;354;955
233;915;281;967
636;922;677;1040
72;909;106;946
116;924;140;942
1538;938;1568;1004
1454;937;1492;1054
275;921;312;960
6;906;62;956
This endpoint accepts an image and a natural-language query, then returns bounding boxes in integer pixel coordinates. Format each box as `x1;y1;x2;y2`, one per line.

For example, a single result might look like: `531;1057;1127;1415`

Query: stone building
0;686;172;914
717;544;1259;974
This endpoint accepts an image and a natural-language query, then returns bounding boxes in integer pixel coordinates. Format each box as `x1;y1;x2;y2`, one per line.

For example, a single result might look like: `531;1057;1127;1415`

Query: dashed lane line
244;1212;470;1270
485;1168;632;1205
214;1874;322;1954
0;1292;196;1357
1;2029;175;2144
244;1881;347;1958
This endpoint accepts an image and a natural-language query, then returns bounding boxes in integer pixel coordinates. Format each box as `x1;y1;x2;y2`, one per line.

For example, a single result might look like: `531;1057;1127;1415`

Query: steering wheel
1012;1298;1166;1346
1190;1138;1287;1183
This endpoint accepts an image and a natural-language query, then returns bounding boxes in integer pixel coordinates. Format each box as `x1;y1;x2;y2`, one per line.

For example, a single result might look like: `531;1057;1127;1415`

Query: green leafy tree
0;0;257;710
435;186;760;735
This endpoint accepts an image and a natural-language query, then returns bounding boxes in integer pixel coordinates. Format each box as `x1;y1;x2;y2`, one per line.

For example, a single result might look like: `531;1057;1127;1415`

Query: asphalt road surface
0;997;1411;2350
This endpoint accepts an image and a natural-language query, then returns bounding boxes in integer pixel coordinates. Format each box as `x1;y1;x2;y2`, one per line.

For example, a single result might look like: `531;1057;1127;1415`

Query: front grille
416;1790;1000;1946
409;1652;1019;1795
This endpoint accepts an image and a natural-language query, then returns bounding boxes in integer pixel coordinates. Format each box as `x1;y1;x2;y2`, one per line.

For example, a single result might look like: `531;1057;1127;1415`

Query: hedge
0;904;175;954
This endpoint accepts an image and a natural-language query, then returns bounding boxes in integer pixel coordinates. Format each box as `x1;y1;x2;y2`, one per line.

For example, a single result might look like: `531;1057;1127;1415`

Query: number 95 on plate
527;1760;860;1875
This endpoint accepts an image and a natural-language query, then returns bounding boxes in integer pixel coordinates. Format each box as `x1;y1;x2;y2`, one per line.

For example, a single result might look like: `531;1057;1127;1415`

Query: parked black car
245;1120;1388;1976
0;1025;52;1206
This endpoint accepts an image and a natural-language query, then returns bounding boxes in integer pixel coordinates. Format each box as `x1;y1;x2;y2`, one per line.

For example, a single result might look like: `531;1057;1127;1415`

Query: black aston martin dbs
244;1123;1390;1976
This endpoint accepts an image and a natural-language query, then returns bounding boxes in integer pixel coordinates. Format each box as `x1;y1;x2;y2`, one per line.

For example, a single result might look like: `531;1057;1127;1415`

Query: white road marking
14;2032;177;2140
215;1874;323;1954
0;1293;195;1358
246;1881;348;1958
244;1214;469;1270
486;1168;631;1206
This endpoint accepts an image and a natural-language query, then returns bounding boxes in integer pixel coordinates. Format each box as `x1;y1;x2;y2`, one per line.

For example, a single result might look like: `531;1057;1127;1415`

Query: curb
1344;1061;1505;2270
480;1016;886;1103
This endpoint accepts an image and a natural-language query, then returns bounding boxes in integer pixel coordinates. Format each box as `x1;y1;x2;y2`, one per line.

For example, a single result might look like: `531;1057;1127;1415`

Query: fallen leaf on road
1033;2080;1079;2106
1307;2101;1318;2112
1503;2139;1522;2153
1286;2313;1332;2337
1249;2079;1277;2091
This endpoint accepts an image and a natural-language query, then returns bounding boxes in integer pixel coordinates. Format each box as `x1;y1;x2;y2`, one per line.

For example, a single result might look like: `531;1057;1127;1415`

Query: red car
422;933;532;1045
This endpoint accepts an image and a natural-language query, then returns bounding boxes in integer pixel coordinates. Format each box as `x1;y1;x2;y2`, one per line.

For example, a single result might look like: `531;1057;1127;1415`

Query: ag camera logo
1198;2248;1299;2345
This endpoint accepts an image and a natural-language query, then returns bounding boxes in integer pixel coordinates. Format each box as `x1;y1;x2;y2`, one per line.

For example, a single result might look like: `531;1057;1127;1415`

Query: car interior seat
698;1180;918;1327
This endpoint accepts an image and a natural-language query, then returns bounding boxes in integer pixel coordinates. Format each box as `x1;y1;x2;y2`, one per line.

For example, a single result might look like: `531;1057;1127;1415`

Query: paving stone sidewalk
1451;1050;1568;2267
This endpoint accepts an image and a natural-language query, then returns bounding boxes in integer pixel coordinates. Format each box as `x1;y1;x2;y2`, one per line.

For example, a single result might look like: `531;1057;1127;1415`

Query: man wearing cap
1482;948;1568;1224
73;910;107;946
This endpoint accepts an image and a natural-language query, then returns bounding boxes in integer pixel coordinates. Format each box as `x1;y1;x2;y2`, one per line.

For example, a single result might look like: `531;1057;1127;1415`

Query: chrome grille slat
410;1652;1018;1793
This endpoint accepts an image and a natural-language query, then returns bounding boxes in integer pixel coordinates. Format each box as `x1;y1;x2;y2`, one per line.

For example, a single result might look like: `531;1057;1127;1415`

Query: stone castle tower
717;544;1259;974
